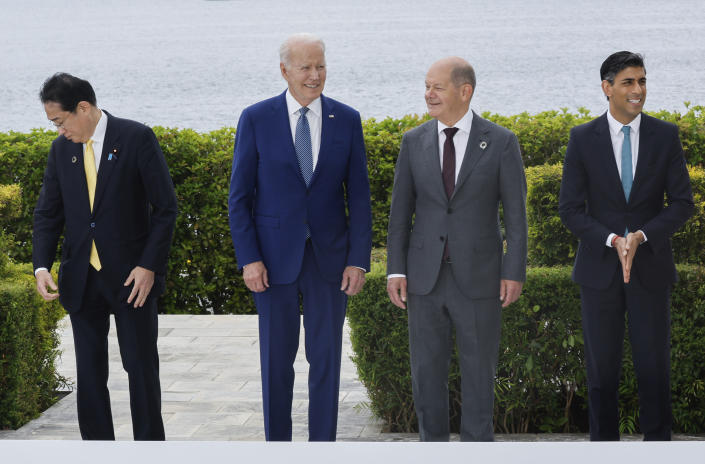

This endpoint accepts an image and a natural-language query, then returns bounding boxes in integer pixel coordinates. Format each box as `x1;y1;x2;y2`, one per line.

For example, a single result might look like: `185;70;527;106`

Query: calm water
1;0;704;132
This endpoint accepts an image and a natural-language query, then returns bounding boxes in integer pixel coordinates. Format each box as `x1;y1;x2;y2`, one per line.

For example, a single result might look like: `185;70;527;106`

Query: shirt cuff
606;233;617;247
34;267;48;276
637;230;648;243
387;274;406;279
353;266;367;273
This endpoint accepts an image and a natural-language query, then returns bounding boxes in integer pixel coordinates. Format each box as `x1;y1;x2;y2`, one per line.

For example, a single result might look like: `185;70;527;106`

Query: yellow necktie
84;140;102;271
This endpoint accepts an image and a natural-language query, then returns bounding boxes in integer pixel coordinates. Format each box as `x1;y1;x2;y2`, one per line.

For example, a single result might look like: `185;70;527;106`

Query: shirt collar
437;109;473;135
88;109;108;144
285;90;322;119
606;110;641;137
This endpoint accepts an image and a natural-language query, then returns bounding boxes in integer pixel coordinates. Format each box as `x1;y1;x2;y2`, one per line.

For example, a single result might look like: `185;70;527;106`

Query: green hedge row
1;107;703;314
1;183;66;430
347;261;705;434
527;164;705;266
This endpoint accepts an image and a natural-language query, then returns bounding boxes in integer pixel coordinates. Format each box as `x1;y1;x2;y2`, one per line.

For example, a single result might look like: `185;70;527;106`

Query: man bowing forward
228;33;372;441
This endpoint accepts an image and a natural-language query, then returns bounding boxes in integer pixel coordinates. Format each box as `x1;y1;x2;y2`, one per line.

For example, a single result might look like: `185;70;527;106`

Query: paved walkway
2;315;703;442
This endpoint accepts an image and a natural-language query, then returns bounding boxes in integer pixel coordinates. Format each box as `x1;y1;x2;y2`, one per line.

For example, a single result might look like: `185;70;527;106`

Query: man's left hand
125;266;155;308
341;266;365;296
621;231;645;283
500;279;523;308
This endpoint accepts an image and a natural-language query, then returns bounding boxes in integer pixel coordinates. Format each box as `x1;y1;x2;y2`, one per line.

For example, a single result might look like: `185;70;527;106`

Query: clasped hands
613;231;645;283
242;261;366;296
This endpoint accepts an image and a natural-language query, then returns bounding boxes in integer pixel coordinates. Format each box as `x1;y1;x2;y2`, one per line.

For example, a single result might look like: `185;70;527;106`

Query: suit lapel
92;112;119;212
310;94;334;187
274;91;308;187
594;113;628;207
453;112;490;197
630;113;654;202
66;140;91;213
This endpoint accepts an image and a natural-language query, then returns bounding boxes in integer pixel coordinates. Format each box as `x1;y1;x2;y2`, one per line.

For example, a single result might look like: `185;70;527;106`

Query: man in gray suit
386;57;527;441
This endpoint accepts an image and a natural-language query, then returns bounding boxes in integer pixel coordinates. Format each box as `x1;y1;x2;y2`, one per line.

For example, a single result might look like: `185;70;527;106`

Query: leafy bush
526;164;705;266
1;108;703;313
347;263;705;433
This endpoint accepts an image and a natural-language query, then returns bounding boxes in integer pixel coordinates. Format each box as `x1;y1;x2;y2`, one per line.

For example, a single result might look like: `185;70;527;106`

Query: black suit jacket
33;111;178;313
559;113;694;290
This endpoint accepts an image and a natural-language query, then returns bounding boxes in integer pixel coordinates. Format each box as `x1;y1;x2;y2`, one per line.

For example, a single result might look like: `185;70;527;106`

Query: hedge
347;261;705;434
526;164;705;266
1;107;703;314
1;182;66;430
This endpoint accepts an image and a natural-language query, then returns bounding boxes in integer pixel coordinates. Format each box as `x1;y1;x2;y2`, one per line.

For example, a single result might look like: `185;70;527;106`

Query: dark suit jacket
33;111;178;313
558;112;694;290
387;113;528;298
228;91;372;284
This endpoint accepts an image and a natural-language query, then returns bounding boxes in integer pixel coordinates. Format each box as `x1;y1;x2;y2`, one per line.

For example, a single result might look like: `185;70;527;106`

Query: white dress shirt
437;109;473;182
388;110;473;279
285;90;322;170
35;109;107;276
605;110;647;247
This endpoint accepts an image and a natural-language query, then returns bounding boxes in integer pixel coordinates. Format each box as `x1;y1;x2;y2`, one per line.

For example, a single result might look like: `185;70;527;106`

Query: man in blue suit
559;52;693;440
228;33;372;441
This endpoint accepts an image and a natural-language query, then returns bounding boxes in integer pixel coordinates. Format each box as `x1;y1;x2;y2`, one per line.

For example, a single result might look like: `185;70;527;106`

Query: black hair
600;51;645;84
39;72;97;112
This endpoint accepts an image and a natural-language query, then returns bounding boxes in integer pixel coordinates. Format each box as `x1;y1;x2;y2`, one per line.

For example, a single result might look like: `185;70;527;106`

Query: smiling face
280;41;326;107
424;60;473;126
602;66;646;125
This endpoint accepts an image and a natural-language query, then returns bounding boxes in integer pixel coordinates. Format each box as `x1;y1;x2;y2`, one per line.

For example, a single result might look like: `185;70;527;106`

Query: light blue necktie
295;107;313;239
621;125;633;201
295;107;313;186
621;125;633;234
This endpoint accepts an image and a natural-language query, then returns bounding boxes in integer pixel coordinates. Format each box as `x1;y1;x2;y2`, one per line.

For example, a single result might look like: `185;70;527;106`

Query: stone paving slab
3;314;704;442
4;315;384;441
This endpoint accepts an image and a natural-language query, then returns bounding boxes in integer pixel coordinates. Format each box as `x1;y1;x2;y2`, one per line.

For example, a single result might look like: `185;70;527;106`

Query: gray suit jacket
387;112;527;299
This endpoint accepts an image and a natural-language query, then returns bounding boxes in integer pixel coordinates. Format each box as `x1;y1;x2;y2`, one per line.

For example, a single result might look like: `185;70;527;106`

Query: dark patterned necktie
442;127;459;199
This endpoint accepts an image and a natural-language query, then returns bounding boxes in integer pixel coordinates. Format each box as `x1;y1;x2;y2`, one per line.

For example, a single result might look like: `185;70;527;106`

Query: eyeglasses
48;111;75;130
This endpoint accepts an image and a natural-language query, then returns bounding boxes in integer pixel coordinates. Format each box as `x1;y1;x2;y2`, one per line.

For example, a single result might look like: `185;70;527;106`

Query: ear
462;84;474;102
280;62;288;80
601;80;613;100
76;101;91;113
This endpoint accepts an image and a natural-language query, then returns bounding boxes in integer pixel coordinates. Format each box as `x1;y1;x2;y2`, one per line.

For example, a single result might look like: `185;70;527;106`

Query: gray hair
279;33;326;68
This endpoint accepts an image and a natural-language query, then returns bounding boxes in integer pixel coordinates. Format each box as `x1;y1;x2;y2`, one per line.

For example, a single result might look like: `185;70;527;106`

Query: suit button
90;222;95;228
440;236;445;242
447;207;453;214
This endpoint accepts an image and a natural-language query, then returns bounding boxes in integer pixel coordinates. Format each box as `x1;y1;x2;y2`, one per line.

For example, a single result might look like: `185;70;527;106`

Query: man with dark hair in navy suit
33;73;177;440
228;33;372;441
559;52;693;440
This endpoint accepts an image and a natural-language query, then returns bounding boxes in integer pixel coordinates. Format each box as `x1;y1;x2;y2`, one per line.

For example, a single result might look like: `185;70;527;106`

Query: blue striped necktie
295;107;313;186
295;107;313;239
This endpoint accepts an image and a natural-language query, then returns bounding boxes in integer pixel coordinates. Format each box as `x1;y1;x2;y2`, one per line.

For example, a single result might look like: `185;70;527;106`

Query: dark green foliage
347;263;705;433
525;164;705;266
1;107;703;313
152;127;254;315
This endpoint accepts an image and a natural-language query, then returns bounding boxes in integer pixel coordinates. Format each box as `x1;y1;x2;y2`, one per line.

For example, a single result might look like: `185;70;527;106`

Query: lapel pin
479;141;488;150
108;148;118;161
328;114;335;118
71;156;77;163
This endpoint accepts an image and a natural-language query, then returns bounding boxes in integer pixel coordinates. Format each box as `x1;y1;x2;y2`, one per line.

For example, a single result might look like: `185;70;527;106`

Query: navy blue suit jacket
228;91;372;284
33;111;178;313
559;113;694;290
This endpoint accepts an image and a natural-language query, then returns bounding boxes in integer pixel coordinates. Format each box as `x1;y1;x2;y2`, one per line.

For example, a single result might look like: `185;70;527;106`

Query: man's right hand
387;276;407;309
35;269;59;301
243;261;269;293
614;233;642;283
